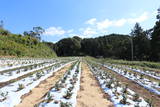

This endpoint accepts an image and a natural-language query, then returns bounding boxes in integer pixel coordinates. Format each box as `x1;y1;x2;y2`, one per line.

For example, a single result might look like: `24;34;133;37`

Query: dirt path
15;64;72;107
76;63;113;107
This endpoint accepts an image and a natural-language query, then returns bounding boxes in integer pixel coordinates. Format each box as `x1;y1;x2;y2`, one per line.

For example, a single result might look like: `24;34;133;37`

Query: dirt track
15;64;71;107
76;63;113;107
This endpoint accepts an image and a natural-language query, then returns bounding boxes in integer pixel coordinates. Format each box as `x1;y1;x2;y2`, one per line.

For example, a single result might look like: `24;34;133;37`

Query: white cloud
96;18;127;30
67;29;74;33
86;18;97;25
128;12;149;23
83;27;97;36
85;12;149;31
113;19;127;27
97;19;113;30
44;11;150;40
44;27;66;36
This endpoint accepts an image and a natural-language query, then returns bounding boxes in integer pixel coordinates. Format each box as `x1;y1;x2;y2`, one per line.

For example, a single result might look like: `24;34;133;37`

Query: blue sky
0;0;159;42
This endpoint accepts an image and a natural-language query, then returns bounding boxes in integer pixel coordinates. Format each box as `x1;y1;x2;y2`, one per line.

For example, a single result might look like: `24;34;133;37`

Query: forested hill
0;28;57;58
47;34;134;60
47;21;159;61
47;9;160;61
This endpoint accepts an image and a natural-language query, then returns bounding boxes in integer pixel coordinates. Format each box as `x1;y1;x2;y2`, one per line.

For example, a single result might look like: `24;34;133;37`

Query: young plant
36;72;42;79
54;83;62;91
120;94;128;104
60;102;72;107
17;84;25;91
133;93;141;102
63;90;73;99
68;86;74;92
146;98;154;107
0;91;8;102
121;84;128;94
158;82;160;86
16;70;21;74
106;80;113;88
46;92;53;103
135;102;140;107
124;70;127;75
140;74;144;79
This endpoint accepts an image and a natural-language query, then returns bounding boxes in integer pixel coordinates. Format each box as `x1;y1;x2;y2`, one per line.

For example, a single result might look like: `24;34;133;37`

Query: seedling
36;72;42;79
146;98;154;107
133;93;141;102
158;82;160;86
63;90;73;99
54;83;62;91
17;84;25;91
46;92;53;103
122;84;128;94
120;94;127;104
106;80;113;88
0;91;8;101
16;70;21;74
124;70;127;75
60;102;72;107
134;102;140;107
140;74;144;79
68;86;74;92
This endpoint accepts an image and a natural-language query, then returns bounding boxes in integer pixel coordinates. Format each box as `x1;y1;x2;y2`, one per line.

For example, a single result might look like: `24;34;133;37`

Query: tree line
47;8;160;61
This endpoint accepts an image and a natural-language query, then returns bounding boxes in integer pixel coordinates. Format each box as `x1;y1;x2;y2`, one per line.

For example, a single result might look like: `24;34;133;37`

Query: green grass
0;34;57;58
85;56;160;70
104;59;160;69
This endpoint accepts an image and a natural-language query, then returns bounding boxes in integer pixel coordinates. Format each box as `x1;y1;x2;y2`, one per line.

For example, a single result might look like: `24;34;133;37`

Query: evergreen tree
151;8;160;61
131;23;150;60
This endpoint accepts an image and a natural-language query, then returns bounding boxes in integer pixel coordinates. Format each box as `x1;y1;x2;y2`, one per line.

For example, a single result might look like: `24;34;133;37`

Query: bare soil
76;63;113;107
15;64;71;107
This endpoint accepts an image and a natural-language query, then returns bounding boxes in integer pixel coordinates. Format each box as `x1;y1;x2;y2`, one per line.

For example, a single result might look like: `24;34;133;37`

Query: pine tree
151;8;160;61
131;23;150;60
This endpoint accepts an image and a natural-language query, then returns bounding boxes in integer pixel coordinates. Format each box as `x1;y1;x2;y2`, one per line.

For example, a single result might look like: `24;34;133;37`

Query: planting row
0;61;58;83
0;60;75;107
37;61;81;107
88;63;151;107
107;63;160;81
98;63;160;96
0;58;50;72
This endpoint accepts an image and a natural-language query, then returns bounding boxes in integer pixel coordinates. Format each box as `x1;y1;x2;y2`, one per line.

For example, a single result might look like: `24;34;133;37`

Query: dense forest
47;8;160;61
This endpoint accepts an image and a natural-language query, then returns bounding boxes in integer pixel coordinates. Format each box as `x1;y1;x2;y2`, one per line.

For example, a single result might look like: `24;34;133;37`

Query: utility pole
130;37;134;61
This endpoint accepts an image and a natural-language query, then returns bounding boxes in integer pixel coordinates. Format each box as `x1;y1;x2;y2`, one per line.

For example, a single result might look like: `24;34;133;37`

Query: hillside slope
0;29;57;58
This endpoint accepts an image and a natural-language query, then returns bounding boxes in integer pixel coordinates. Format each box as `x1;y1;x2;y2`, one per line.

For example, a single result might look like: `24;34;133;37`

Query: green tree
131;23;150;60
55;37;81;56
23;26;44;41
151;8;160;61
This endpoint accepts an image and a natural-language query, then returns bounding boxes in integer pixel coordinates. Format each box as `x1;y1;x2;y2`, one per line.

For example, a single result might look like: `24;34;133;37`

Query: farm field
1;0;160;107
0;57;159;107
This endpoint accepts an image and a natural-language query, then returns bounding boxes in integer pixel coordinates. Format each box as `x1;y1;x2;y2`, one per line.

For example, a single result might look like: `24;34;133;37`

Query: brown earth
15;64;72;107
101;66;160;107
76;63;113;107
